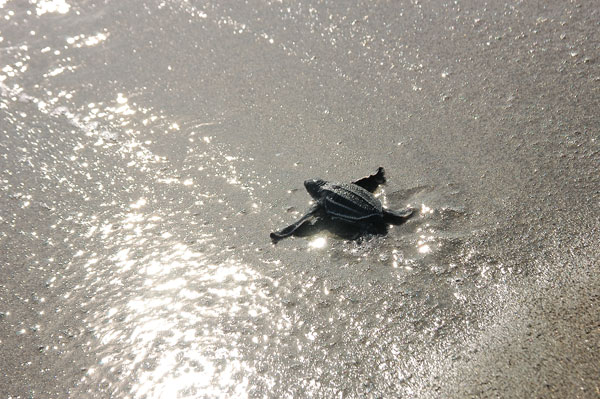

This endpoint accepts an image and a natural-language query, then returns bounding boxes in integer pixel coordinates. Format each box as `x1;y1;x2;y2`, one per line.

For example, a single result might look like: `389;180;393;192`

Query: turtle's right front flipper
270;204;320;242
352;167;386;193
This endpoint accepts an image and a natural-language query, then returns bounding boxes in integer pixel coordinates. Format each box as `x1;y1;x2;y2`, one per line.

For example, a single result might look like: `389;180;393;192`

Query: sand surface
1;0;599;397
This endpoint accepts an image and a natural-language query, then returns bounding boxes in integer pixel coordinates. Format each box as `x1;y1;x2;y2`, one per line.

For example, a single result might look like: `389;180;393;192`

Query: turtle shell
318;182;384;223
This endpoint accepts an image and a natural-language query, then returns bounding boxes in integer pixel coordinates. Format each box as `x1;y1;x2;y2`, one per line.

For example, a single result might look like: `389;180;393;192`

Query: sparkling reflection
0;1;512;397
1;32;276;393
66;32;109;47
418;244;431;254
33;0;70;16
76;205;273;397
308;236;327;249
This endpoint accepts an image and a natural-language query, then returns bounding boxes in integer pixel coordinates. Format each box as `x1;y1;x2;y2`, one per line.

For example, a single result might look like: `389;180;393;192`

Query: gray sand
1;0;598;397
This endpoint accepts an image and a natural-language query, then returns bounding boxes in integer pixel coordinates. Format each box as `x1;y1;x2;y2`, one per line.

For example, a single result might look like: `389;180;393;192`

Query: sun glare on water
308;237;327;249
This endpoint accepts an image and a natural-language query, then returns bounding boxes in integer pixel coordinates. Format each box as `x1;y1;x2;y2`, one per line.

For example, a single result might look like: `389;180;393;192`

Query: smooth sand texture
0;0;598;397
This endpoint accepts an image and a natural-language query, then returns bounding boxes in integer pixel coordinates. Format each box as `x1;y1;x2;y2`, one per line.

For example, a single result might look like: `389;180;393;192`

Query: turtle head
304;179;326;199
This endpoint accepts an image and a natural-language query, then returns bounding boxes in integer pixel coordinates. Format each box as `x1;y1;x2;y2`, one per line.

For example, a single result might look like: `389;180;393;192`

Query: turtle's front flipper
382;208;415;225
352;167;386;193
270;204;320;242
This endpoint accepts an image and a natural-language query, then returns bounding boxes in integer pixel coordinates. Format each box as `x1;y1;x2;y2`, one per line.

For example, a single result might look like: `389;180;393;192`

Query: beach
1;0;599;397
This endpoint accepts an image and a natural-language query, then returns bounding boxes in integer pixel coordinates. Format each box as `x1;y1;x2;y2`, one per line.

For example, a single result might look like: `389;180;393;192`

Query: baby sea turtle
270;167;414;241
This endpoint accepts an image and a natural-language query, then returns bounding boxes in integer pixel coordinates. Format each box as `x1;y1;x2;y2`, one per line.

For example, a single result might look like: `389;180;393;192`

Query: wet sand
1;0;599;397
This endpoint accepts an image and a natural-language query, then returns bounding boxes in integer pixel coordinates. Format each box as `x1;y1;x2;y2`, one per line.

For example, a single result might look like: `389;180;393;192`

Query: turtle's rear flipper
352;167;386;193
270;204;320;242
382;208;415;225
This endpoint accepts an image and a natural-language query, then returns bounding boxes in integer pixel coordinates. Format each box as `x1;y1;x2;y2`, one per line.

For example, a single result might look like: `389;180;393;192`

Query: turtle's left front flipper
382;208;415;225
270;204;320;242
